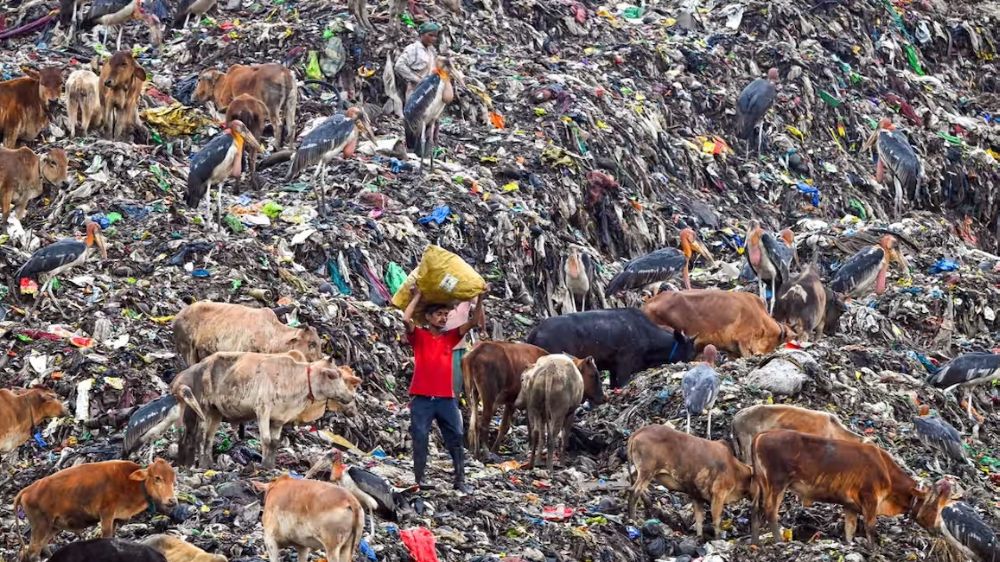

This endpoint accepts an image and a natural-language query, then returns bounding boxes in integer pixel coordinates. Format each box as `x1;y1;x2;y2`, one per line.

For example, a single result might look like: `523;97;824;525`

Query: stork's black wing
912;416;965;462
347;466;398;519
878;131;921;193
15;239;87;281
83;0;132;26
403;74;442;153
682;365;720;415
941;502;1000;562
761;232;792;287
829;246;883;295
928;353;1000;389
123;395;179;455
286;115;355;180
605;248;687;296
736;78;776;139
186;132;234;207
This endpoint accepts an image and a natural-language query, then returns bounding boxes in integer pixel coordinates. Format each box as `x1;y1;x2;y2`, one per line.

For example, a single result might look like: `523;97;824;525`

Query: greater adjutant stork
744;221;794;313
12;220;108;313
564;247;590;312
912;415;966;471
936;500;1000;562
864;117;922;218
285;107;376;215
682;345;720;439
926;352;1000;436
123;395;180;463
829;234;910;298
735;67;778;152
605;228;715;295
185;120;262;230
306;449;409;538
82;0;142;51
403;59;456;172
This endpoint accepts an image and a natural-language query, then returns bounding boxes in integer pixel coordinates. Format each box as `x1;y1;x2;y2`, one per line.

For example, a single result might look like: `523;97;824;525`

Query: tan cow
99;51;146;140
224;94;268;191
0;147;69;226
253;473;364;562
0;67;64;148
192;63;297;146
171;351;361;468
65;69;102;137
0;388;68;455
141;534;227;562
731;404;865;465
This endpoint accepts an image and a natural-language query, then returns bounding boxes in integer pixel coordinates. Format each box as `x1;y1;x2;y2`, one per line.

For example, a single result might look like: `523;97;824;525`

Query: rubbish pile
1;0;999;560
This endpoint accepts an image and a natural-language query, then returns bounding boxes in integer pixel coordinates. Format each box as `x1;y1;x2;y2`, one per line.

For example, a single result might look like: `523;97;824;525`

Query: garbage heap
1;0;999;560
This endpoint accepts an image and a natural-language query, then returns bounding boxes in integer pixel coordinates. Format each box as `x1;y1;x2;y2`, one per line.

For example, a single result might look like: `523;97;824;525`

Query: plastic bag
385;262;408;295
391;245;486;309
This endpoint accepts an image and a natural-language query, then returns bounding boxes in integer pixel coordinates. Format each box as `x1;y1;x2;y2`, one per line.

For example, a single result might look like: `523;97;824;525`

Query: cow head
312;361;361;406
130;458;177;512
28;67;64;112
103;51;146;90
283;325;323;361
575;356;604;406
26;387;70;419
40;148;70;189
912;477;955;530
193;69;225;103
670;329;697;363
823;290;847;336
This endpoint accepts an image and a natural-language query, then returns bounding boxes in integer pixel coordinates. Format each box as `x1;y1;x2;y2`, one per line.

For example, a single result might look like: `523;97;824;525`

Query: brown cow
0;388;68;455
464;341;603;459
224;93;268;191
513;354;598;471
772;265;846;342
643;289;792;357
253;473;364;562
65;69;103;138
192;63;297;146
0;67;63;148
171;351;361;468
731;404;865;465
172;301;324;366
627;424;752;538
141;534;228;562
0;147;69;226
750;429;952;546
99;51;146;140
13;458;178;562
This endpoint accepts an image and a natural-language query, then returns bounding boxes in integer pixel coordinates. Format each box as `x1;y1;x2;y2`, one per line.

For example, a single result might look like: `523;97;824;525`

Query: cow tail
349;501;364;553
465;354;479;453
13;489;25;549
2;177;13;224
177;385;207;422
283;71;298;147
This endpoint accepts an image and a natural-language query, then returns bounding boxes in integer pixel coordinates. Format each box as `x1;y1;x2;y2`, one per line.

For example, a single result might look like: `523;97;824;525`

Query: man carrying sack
402;285;485;493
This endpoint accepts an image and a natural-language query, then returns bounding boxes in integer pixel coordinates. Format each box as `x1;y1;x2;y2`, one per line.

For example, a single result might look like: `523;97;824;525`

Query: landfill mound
1;0;1000;560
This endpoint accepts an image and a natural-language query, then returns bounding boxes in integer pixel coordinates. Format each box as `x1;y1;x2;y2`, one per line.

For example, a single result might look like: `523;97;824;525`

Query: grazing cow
171;351;361;468
224;93;268;191
65;69;103;137
253;474;364;562
0;388;68;455
513;354;597;471
772;265;846;342
14;458;178;562
142;534;228;562
0;67;64;148
172;301;324;367
49;539;167;562
0;147;69;226
526;308;696;388
192;63;298;146
643;289;792;357
99;51;146;140
731;404;865;465
627;424;752;538
750;429;951;546
463;341;604;459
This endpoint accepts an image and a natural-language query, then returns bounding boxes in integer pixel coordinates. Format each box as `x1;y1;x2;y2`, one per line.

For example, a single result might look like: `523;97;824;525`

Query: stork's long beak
242;130;263;153
693;240;715;266
95;232;108;260
863;127;880;152
893;248;910;278
359;118;377;144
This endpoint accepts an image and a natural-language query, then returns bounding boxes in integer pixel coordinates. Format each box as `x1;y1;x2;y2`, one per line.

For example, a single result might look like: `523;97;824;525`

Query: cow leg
258;413;274;468
627;472;651;521
709;492;726;538
525;412;539;469
860;498;879;548
767;487;785;541
199;414;221;468
489;402;512;455
263;533;281;562
99;513;116;537
296;547;311;562
691;500;705;538
545;415;559;472
559;411;573;468
269;423;284;464
843;510;858;543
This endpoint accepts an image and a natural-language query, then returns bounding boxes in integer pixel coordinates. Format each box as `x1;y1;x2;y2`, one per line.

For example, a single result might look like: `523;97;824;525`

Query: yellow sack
391;245;486;309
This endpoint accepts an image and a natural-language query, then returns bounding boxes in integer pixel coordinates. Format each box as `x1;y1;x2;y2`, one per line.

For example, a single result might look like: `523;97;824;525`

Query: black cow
772;265;846;342
526;308;696;388
49;539;168;562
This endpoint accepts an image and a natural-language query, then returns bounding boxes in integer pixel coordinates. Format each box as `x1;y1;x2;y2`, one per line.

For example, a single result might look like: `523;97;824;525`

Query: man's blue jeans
410;396;465;485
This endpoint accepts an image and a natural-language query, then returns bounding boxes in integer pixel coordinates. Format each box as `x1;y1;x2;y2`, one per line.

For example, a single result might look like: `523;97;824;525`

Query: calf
643;289;792;357
224;93;268;191
49;539;167;562
14;458;177;562
65;69;103;137
526;308;696;388
513;354;597;471
0;67;64;148
627;424;752;538
750;429;951;546
772;265;846;342
173;301;323;366
193;63;298;146
253;474;364;562
0;147;69;226
464;341;604;459
99;51;146;140
0;387;68;455
171;351;361;468
731;404;864;465
142;534;228;562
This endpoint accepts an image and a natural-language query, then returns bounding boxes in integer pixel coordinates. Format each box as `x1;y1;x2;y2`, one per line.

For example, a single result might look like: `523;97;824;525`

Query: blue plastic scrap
33;431;47;448
327;259;353;296
929;258;959;274
358;539;378;561
417;205;451;226
796;182;821;207
626;526;641;540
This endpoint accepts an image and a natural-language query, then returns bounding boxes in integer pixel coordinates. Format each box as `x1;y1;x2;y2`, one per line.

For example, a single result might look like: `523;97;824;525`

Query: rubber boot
413;441;428;488
450;447;472;494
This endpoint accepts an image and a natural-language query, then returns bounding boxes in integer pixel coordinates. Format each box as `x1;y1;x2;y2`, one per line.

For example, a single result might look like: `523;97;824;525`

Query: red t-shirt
407;326;463;397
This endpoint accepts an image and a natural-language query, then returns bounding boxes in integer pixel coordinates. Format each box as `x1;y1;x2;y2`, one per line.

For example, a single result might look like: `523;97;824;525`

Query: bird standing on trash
12;220;108;313
311;449;408;538
926;352;1000;436
82;0;142;51
864;117;922;218
735;67;778;152
185;120;262;230
682;345;720;439
606;228;715;295
912;415;967;471
936;499;1000;562
394;22;440;101
403;58;456;172
171;0;217;29
744;221;794;313
564;247;590;312
123;395;180;463
285;107;376;215
829;234;910;298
